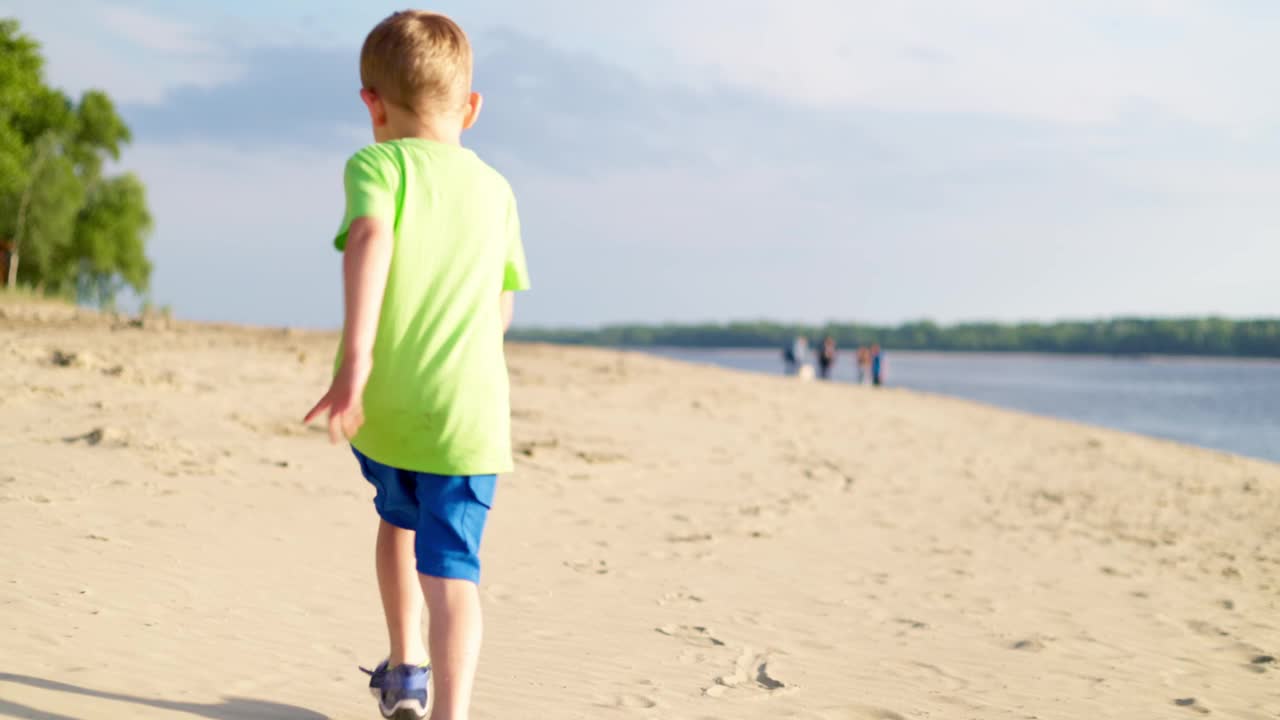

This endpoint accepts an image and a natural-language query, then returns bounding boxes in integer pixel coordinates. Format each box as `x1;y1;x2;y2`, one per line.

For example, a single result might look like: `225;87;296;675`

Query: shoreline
639;345;1280;465
632;344;1280;366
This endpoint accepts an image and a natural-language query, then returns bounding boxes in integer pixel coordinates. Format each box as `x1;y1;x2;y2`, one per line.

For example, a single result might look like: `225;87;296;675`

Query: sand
2;301;1279;719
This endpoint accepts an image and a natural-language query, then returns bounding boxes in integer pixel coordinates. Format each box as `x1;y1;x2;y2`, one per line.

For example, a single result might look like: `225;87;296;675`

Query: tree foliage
0;18;150;304
70;174;151;305
510;317;1280;359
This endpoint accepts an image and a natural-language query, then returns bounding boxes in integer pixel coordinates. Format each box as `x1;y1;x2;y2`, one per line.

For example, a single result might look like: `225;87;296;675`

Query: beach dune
2;302;1278;719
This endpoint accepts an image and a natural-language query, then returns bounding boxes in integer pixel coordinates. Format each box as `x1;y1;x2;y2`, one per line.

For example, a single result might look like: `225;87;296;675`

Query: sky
2;0;1278;328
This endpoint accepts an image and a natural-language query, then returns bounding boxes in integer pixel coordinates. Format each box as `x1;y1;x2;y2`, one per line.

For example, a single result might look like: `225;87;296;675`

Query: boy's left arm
500;291;515;333
501;193;530;335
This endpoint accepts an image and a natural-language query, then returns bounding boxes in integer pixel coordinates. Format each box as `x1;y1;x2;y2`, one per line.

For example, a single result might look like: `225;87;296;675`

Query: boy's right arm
304;145;399;442
305;216;394;443
338;216;394;371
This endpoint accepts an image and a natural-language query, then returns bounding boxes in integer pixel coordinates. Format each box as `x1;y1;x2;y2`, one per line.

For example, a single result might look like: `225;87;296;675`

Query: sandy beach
2;301;1278;720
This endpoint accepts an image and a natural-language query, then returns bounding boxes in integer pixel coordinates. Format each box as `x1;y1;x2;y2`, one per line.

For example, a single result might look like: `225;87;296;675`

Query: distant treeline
510;318;1280;358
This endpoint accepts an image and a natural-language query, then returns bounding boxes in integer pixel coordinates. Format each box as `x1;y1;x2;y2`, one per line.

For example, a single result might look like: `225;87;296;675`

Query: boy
304;11;529;720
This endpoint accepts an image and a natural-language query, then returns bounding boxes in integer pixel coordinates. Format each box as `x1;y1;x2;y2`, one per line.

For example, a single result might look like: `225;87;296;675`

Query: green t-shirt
334;138;530;475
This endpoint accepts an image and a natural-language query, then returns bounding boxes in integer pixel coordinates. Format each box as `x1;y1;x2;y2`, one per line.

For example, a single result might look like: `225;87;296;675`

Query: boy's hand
304;358;372;444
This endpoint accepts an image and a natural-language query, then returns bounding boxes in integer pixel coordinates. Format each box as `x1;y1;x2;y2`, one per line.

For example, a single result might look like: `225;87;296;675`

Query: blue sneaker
361;660;430;719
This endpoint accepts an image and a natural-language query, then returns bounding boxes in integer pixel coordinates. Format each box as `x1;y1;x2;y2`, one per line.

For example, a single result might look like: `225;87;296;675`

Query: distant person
785;335;810;377
303;11;530;720
856;346;871;384
818;335;837;380
871;344;886;386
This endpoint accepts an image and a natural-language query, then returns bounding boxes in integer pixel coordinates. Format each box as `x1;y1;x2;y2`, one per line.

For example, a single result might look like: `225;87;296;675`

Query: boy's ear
359;88;388;127
462;92;484;130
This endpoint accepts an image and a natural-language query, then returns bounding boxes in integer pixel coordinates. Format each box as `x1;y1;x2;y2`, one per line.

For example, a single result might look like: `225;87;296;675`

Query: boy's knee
419;573;480;604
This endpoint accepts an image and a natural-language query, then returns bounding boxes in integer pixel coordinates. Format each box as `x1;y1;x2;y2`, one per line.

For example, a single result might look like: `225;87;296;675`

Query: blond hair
360;10;472;115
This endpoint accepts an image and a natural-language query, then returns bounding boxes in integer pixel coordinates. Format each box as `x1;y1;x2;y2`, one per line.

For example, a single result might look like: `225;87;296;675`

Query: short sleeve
502;194;531;292
334;146;399;250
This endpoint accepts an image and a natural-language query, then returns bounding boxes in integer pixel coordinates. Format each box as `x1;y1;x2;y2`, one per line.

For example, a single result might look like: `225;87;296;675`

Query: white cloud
447;0;1279;132
0;0;241;104
98;4;218;54
13;1;1278;129
637;0;1280;131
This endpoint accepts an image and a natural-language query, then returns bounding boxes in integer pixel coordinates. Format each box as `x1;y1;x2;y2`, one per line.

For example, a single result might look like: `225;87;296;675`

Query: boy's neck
378;112;465;146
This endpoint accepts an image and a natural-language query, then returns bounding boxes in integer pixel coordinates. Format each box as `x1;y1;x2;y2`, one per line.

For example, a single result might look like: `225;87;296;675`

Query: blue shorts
352;448;497;584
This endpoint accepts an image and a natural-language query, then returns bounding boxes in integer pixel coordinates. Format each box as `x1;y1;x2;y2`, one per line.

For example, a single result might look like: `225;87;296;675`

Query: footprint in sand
1009;637;1048;652
1244;654;1275;675
666;532;714;544
563;558;609;575
1173;697;1211;714
704;649;790;698
657;591;704;607
800;459;855;491
63;426;129;448
576;449;627;464
1186;619;1231;638
231;413;317;438
49;348;97;368
270;422;312;438
515;437;559;457
484;584;515;603
656;625;725;647
599;694;658;710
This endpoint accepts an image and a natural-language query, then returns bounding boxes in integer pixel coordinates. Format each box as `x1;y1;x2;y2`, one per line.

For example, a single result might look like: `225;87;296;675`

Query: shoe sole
372;691;427;720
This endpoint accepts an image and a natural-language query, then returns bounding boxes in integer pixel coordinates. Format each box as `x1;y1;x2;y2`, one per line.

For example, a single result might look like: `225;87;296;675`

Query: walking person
304;12;531;718
786;335;809;377
871;344;886;387
855;346;870;384
818;335;837;380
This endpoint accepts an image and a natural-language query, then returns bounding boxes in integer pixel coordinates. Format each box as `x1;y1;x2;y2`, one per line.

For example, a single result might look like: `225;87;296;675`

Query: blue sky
2;0;1278;328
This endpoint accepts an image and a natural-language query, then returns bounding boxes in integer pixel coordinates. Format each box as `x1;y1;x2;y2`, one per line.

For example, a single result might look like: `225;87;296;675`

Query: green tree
0;18;151;304
13;134;82;290
510;317;1280;358
0;18;42;264
0;18;41;112
68;173;152;305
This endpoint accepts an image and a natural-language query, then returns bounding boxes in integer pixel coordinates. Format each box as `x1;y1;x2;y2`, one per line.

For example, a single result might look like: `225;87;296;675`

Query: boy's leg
412;473;496;720
376;519;429;667
420;576;483;720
